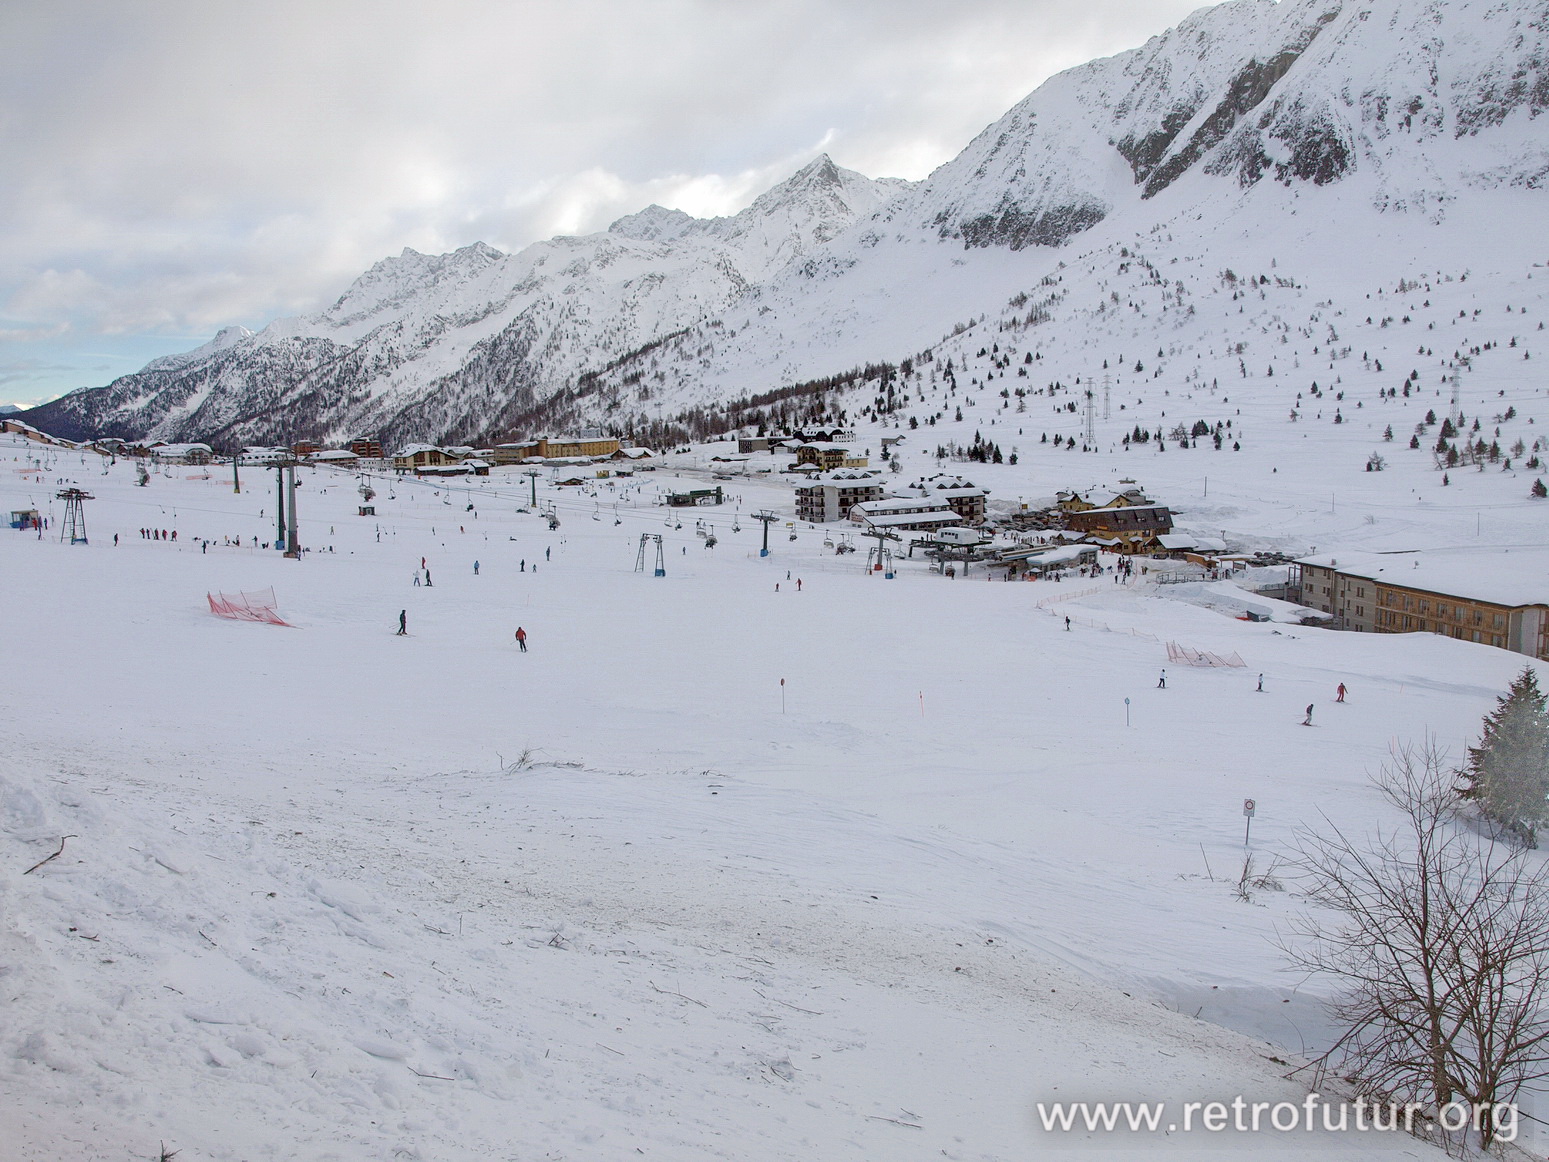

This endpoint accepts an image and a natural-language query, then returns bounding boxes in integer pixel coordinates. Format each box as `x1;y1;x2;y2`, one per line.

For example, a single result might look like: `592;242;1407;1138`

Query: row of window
1378;609;1505;647
1312;573;1511;633
1376;589;1507;627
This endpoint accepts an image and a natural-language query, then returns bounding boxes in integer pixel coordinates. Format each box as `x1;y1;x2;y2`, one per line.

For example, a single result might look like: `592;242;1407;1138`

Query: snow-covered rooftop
858;511;959;528
150;443;213;456
800;469;881;485
1298;549;1549;609
852;497;952;514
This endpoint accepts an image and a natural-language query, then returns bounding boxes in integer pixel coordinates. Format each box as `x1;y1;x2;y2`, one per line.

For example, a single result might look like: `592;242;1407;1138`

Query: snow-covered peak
327;240;507;323
911;0;1549;251
727;154;906;232
608;204;699;243
209;324;254;350
687;154;911;281
137;324;256;374
608;157;909;264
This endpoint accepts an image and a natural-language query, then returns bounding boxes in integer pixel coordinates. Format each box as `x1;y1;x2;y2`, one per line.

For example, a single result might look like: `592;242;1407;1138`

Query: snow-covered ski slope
3;432;1543;1160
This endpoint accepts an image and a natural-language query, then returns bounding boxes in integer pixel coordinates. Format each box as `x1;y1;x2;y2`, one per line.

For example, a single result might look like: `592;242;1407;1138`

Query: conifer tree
1461;669;1549;846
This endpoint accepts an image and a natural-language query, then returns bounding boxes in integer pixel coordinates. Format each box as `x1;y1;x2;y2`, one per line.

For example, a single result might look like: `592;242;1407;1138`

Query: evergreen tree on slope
1461;668;1549;846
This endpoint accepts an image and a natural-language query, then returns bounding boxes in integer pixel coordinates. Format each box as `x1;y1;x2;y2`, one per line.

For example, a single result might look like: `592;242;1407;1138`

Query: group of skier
395;552;538;651
1157;667;1348;724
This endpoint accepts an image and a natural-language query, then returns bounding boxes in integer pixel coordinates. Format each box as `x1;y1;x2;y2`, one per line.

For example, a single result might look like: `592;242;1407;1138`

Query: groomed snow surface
1;435;1541;1160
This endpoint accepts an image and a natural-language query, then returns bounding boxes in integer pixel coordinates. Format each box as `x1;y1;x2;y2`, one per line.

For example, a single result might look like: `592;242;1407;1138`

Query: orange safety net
207;588;291;626
1166;641;1245;668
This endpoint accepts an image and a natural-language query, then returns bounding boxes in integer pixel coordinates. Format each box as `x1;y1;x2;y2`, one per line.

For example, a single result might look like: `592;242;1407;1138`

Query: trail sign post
1243;798;1256;846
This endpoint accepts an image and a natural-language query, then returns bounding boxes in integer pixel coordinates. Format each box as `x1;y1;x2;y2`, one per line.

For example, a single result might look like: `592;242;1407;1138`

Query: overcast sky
1;0;1204;408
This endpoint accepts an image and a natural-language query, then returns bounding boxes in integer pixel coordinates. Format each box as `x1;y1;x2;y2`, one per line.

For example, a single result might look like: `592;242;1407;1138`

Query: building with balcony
1296;550;1549;659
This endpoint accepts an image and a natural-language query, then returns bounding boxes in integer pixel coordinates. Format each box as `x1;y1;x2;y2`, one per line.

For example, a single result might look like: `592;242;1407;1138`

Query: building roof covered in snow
1297;549;1549;609
852;496;953;515
858;511;959;529
804;469;881;485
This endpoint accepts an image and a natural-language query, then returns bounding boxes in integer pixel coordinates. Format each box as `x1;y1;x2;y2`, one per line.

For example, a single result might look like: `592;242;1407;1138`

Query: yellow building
795;442;867;470
1297;551;1549;659
392;444;451;472
1056;484;1150;514
486;435;623;463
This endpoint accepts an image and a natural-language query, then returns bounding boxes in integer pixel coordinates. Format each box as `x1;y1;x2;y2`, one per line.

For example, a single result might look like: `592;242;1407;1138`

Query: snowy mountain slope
23;157;906;449
18;0;1549;455
912;0;1549;250
567;0;1549;431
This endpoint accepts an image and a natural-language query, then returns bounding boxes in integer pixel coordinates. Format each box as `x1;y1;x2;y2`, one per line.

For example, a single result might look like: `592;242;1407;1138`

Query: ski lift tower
863;527;900;578
1083;388;1096;446
271;459;301;557
284;460;300;558
523;468;541;508
635;532;666;576
56;488;92;544
750;509;779;557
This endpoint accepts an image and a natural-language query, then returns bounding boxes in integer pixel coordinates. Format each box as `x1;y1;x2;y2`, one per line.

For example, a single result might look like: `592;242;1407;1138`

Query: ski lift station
995;543;1100;575
935;527;987;547
665;487;725;507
